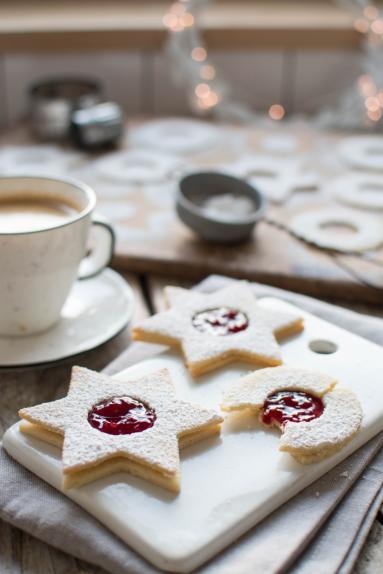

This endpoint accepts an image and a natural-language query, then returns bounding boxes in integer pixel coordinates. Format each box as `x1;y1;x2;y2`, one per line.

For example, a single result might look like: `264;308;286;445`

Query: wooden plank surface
88;123;383;306
0;1;361;52
112;217;383;305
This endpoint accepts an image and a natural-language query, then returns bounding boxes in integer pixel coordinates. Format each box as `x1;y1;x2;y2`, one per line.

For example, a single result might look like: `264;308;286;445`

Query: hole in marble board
309;339;338;354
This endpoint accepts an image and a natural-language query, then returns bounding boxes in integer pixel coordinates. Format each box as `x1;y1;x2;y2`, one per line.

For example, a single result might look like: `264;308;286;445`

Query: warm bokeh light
354;18;370;33
162;13;178;28
268;104;285;121
195;83;211;98
164;2;223;115
200;64;216;80
358;74;376;97
365;96;380;112
196;89;220;110
204;91;219;107
356;71;383;123
367;108;382;121
191;47;207;62
162;2;191;31
196;99;208;110
364;5;379;20
180;12;194;27
371;19;383;34
162;13;185;31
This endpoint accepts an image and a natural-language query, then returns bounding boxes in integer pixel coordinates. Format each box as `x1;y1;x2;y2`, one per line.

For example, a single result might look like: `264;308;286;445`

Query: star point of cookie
222;366;363;464
133;283;304;377
18;366;223;492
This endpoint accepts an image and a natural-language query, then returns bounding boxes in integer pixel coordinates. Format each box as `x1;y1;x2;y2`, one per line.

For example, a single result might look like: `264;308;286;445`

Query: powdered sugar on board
4;297;383;573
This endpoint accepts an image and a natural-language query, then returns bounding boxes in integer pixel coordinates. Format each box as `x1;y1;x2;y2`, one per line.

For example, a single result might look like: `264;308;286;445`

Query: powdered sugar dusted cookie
222;366;362;464
133;284;304;377
290;207;383;252
19;366;223;492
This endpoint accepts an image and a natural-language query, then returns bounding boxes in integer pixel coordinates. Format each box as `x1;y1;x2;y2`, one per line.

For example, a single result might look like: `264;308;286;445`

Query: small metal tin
70;102;124;150
176;171;267;243
29;78;101;140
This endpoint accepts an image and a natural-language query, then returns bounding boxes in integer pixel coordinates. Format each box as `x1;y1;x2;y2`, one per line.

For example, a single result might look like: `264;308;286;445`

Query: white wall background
0;48;361;127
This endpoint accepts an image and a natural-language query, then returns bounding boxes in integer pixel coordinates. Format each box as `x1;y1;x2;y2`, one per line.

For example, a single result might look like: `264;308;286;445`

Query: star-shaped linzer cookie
18;366;223;492
133;283;304;377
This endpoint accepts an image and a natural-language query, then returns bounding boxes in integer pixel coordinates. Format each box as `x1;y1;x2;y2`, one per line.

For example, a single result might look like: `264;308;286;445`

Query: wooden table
1;269;382;574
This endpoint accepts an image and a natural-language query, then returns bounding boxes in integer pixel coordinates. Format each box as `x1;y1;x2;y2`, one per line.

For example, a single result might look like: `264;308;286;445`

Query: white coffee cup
0;175;115;336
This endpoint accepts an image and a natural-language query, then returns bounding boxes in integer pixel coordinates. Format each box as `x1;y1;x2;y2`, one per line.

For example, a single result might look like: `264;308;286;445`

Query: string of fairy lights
162;0;383;128
353;3;383;123
162;0;282;122
162;1;227;114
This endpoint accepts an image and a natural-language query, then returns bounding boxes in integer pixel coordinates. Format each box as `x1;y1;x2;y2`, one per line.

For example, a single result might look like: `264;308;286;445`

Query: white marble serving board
4;298;383;573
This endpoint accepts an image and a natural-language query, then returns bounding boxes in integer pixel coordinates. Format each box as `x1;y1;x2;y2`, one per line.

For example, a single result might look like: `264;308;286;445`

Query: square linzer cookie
133;283;304;377
19;366;223;492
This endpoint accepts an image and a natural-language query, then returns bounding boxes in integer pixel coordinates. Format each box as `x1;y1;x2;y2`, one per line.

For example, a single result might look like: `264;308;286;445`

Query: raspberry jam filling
262;390;324;428
192;307;249;336
88;397;156;435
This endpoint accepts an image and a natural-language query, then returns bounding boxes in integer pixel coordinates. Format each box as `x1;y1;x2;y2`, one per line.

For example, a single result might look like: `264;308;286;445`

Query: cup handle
78;215;115;280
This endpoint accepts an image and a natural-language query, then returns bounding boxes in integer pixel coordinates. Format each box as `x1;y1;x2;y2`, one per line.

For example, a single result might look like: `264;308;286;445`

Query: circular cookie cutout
338;136;383;172
129;118;221;155
289;207;383;252
0;145;82;176
95;149;184;184
223;155;318;204
330;173;383;211
221;366;363;464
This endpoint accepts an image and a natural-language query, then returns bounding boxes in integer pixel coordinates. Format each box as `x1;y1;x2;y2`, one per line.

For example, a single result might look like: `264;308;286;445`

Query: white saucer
94;149;185;184
0;269;135;367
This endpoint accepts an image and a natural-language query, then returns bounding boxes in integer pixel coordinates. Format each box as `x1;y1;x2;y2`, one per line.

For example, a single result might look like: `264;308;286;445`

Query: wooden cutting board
88;122;383;304
2;121;383;303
